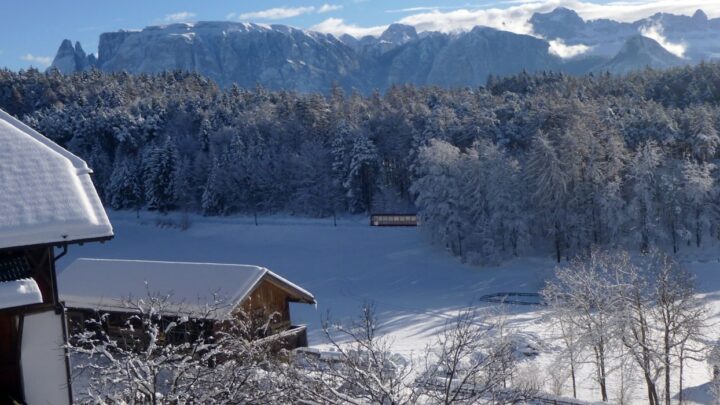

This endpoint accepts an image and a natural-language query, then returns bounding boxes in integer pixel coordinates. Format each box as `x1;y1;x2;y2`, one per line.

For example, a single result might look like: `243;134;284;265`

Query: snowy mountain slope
531;8;638;58
531;7;720;62
49;8;720;91
91;22;362;92
598;35;686;74
51;22;560;91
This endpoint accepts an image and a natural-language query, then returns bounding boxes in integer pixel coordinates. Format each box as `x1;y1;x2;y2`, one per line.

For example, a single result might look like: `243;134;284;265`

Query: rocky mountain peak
692;9;708;22
530;7;586;39
380;24;418;45
600;35;684;74
50;39;92;73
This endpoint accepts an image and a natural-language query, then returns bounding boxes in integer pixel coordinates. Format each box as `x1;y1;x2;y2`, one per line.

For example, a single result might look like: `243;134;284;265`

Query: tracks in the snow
478;292;546;306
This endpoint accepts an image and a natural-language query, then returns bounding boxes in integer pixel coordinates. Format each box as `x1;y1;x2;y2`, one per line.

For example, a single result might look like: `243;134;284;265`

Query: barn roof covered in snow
59;259;316;319
0;109;113;249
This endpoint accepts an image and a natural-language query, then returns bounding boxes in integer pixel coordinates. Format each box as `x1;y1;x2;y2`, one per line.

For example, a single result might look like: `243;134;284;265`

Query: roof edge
263;270;316;305
0;235;114;253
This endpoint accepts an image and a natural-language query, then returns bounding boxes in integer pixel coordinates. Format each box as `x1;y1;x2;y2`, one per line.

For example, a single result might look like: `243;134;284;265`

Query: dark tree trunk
671;218;677;254
696;208;701;248
570;362;577;399
555;222;562;263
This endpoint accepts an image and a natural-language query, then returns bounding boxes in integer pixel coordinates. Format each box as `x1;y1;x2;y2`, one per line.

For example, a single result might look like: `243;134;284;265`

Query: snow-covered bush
67;291;288;404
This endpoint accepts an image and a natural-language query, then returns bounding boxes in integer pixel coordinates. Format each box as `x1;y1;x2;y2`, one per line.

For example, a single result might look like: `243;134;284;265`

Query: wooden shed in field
59;259;316;349
0;109;114;404
370;213;418;227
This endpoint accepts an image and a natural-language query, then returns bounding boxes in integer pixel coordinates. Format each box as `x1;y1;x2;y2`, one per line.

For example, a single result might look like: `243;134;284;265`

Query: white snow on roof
0;278;42;309
0;109;113;249
59;259;315;319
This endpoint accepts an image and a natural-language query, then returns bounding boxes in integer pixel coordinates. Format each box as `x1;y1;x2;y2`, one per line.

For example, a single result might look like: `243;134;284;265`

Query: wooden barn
59;259;316;349
370;213;419;227
0;109;113;404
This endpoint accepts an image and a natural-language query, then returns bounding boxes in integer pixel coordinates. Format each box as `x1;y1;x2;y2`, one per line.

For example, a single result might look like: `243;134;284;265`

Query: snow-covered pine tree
144;136;179;213
627;141;664;252
201;157;228;215
345;133;379;213
526;133;569;262
688;105;719;162
682;159;716;247
107;155;143;211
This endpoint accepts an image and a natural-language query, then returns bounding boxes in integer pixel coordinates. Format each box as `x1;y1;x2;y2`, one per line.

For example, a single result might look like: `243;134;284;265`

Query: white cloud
238;6;316;20
231;4;343;21
163;11;196;23
386;6;445;13
318;4;343;13
20;54;52;67
397;6;538;35
548;39;591;58
640;23;686;58
311;18;387;37
560;0;720;22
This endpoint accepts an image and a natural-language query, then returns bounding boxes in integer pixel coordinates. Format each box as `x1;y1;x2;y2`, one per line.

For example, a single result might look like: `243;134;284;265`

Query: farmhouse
0;109;113;404
59;259;316;349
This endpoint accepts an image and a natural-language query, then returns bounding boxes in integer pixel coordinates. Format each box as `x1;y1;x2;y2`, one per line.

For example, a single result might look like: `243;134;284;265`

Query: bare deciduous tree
648;252;706;405
545;248;708;405
542;248;623;402
290;302;417;405
418;306;533;404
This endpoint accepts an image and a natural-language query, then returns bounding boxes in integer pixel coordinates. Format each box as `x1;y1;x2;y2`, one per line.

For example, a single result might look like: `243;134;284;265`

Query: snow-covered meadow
58;211;720;404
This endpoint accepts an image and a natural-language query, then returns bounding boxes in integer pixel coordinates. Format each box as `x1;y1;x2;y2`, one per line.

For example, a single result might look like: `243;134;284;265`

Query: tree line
2;64;720;262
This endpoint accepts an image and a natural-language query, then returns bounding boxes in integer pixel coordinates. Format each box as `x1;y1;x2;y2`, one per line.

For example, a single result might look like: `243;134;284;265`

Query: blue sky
2;0;718;70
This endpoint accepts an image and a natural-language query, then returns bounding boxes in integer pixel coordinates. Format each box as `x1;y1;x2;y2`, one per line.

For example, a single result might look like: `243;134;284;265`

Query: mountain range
50;8;719;92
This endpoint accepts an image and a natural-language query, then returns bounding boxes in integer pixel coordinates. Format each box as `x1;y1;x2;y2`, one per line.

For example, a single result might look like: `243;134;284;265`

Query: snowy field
57;211;720;404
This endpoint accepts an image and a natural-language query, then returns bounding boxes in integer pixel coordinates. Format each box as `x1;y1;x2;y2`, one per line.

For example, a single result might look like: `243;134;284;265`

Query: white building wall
21;309;70;405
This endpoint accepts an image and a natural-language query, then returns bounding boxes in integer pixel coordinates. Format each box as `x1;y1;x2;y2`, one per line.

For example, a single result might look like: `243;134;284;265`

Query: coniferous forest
3;64;720;263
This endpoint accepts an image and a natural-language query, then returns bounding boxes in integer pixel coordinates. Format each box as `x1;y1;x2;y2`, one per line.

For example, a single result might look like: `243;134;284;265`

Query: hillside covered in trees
2;64;720;263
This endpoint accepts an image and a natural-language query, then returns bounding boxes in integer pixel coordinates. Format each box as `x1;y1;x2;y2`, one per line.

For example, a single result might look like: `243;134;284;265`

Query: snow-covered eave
0;234;113;253
60;298;234;321
0;278;43;310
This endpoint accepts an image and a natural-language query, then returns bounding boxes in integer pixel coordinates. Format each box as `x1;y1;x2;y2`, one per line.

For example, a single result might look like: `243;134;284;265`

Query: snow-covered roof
59;259;316;319
0;278;42;310
0;109;113;249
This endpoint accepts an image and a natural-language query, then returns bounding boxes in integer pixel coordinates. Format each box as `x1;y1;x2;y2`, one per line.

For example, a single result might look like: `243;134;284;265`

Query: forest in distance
2;64;720;264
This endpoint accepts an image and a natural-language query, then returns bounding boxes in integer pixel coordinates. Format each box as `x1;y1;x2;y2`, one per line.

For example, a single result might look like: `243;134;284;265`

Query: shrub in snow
67;291;289;404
